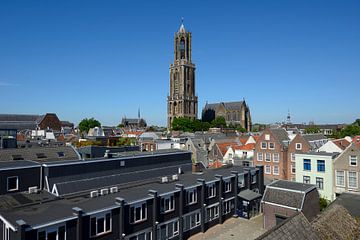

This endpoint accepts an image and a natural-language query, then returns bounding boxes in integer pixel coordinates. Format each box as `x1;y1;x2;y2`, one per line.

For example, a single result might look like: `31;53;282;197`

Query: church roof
203;101;246;112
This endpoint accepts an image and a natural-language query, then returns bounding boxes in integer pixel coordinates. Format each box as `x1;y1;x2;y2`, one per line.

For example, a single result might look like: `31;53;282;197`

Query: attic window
57;152;65;158
36;153;47;159
12;155;24;160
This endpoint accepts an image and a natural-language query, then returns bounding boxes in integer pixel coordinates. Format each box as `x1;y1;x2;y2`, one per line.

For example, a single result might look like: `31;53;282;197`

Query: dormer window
160;195;175;213
296;143;302;150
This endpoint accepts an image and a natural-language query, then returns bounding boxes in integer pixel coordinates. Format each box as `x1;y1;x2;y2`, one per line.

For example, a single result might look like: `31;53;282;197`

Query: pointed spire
179;17;186;33
138;107;141;119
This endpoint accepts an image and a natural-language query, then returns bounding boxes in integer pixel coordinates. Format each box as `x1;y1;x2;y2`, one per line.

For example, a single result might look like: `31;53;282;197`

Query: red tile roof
209;160;223;169
332;139;351;150
216;142;240;156
353;136;360;148
237;143;256;151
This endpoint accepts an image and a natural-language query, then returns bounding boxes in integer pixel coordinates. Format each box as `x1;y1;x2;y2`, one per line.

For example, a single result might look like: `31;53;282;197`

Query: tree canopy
78;118;101;134
172;118;210;132
304;126;321;134
211;116;227;128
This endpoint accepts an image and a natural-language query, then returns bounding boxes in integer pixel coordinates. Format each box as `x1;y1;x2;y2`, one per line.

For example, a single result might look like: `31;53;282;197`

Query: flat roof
0;165;254;228
0;160;40;170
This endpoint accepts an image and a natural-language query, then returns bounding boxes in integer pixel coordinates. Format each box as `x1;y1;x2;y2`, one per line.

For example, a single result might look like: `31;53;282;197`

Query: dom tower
167;22;198;129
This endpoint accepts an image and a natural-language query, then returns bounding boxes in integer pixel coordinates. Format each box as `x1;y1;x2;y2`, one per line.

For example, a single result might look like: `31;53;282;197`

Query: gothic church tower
167;22;198;129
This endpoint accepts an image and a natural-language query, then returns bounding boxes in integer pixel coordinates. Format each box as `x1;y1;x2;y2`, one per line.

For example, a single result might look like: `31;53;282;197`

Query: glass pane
58;226;65;240
47;231;57;240
38;231;46;240
97;218;105;234
136;207;141;221
106;214;111;231
90;217;97;236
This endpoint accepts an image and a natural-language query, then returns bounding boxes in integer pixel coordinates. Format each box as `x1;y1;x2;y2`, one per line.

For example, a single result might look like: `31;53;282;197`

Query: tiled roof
352;136;360;148
209;160;223;169
262;188;304;209
216;142;240;155
204;101;246;111
269;128;290;146
312;204;360;240
302;133;327;142
332;138;351;150
333;192;360;218
256;212;320;240
236;143;255;151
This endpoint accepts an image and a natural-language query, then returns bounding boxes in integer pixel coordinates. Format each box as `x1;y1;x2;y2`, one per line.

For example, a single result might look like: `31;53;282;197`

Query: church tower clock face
167;21;198;129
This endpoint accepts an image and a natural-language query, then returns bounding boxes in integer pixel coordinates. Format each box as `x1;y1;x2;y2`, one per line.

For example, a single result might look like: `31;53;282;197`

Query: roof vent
172;174;179;181
161;176;168;183
90;190;98;198
110;186;118;193
100;188;109;195
28;186;38;194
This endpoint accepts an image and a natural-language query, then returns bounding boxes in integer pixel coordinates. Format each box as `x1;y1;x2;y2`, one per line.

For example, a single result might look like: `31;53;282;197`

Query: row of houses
0;147;265;240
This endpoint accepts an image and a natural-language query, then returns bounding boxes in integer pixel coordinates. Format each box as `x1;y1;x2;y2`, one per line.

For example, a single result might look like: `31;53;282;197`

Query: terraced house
0;149;264;240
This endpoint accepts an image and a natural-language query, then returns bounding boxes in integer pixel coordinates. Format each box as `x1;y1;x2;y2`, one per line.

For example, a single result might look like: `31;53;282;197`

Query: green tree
305;126;321;134
353;119;360;127
337;125;360;138
172;117;193;132
236;126;247;133
211;116;227;128
319;197;330;211
78;118;101;134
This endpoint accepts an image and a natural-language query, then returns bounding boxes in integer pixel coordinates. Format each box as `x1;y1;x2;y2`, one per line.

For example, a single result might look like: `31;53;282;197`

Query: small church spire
179;17;186;33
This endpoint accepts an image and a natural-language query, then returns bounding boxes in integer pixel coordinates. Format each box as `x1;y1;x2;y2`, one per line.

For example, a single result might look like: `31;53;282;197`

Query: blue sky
0;0;359;127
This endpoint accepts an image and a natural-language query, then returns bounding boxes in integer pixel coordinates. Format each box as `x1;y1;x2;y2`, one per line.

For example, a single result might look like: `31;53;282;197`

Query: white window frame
224;180;231;193
303;176;310;184
273;165;279;175
291;164;296;174
269;142;275;149
161;195;175;213
187;188;197;205
223;199;234;214
126;228;152;240
261;142;267;149
265;153;271;162
348;171;358;189
273;153;279;163
238;174;245;187
207;183;216;199
257;153;263;161
157;219;179;239
7;176;18;192
349;155;358;167
316;177;324;190
37;224;66;240
183;211;201;231
206;204;219;222
265;134;270;141
130;202;147;224
90;212;112;238
291;153;296;162
335;170;345;187
296;143;302;150
265;165;271;174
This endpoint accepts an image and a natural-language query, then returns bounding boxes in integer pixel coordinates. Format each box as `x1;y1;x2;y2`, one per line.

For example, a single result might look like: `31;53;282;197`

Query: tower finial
179;17;186;33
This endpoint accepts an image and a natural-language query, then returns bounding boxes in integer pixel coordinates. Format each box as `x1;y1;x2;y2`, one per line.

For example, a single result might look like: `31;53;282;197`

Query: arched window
180;39;185;59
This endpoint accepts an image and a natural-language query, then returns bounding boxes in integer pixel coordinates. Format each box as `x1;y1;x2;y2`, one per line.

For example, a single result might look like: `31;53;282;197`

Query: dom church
167;23;198;129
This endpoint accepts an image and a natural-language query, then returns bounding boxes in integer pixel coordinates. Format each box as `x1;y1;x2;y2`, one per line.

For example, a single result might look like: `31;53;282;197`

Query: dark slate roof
0;165;253;228
0;160;40;170
238;189;262;201
0;146;80;162
311;204;360;240
302;133;327;142
256;212;320;240
269;128;290;146
203;101;246;111
0;114;42;130
333;192;360;217
268;180;315;192
262;180;316;209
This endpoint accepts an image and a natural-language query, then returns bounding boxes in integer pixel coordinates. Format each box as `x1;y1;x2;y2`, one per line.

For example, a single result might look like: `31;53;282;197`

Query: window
187;188;197;205
238;174;245;187
128;230;152;240
207;183;216;198
36;153;47;159
317;160;325;172
303;159;311;171
206;205;219;222
38;225;66;240
57;152;65;158
269;142;275;149
261;142;267;149
265;134;270;141
350;156;358;166
183;211;201;231
265;165;271;174
303;176;310;184
120;161;125;167
158;220;179;240
160;195;175;213
228;153;233;158
251;174;257;184
336;170;345;187
273;153;279;162
7;176;18;192
316;177;324;190
223;199;234;214
273;165;279;175
296;143;302;150
265;153;271;162
224;180;231;193
130;203;147;223
90;213;111;237
348;171;358;189
291;164;296;174
291;153;296;162
257;153;263;161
